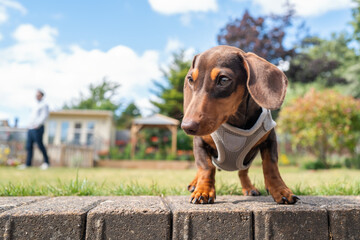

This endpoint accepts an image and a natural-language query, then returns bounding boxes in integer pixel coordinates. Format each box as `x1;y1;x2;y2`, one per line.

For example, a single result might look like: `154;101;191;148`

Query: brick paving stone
299;196;360;240
85;196;171;240
165;196;253;240
0;196;104;240
0;197;47;214
249;196;328;240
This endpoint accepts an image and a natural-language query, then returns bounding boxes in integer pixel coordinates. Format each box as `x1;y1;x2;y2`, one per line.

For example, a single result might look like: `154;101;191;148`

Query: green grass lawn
0;166;359;196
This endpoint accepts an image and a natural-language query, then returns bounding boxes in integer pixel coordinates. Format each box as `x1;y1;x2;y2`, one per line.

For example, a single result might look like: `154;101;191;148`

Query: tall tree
352;0;360;43
151;51;191;120
117;102;141;128
348;0;360;97
286;33;357;87
344;63;360;98
64;77;121;114
217;7;296;65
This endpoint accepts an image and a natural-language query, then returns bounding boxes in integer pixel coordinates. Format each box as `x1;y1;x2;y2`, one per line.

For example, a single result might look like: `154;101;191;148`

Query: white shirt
28;99;49;129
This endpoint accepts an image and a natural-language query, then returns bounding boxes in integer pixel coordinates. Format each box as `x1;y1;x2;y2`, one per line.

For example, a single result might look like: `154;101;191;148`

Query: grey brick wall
0;196;359;239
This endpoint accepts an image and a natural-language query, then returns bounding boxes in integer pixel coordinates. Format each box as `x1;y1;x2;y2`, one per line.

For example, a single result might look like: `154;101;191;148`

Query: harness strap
210;108;276;171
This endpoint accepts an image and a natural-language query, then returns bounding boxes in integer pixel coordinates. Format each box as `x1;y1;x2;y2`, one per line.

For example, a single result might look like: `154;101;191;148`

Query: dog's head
181;45;288;136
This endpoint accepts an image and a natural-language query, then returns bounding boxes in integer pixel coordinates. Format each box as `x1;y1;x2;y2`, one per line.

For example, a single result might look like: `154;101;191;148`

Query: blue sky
0;0;355;127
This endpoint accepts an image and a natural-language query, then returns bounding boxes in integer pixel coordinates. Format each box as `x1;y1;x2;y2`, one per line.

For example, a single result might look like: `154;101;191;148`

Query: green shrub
345;155;360;169
303;160;327;170
109;144;132;160
165;152;177;161
302;160;342;170
177;130;193;150
122;144;132;159
278;89;360;168
154;150;164;160
178;154;193;161
134;144;147;160
109;146;121;159
332;162;343;169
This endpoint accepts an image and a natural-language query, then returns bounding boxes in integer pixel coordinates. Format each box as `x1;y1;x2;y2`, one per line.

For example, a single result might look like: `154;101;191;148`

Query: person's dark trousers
25;125;49;167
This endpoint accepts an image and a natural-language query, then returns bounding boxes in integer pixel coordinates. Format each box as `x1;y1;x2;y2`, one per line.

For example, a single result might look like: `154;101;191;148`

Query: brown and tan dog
181;45;299;204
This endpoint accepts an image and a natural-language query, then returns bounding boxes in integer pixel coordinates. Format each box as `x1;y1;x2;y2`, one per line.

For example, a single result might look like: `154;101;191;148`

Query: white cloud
134;97;158;116
13;24;57;43
0;0;26;24
0;111;10;120
164;38;196;59
184;50;196;65
0;24;163;125
148;0;217;15
1;24;59;63
165;38;184;53
162;38;195;65
180;14;192;26
252;0;354;17
0;0;26;13
51;13;63;20
0;7;7;23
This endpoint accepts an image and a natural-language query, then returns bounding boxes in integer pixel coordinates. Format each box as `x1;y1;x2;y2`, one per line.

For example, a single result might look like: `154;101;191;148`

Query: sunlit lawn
0;165;360;196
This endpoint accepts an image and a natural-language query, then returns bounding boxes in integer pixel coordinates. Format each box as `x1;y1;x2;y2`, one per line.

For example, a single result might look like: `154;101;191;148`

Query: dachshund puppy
181;45;298;204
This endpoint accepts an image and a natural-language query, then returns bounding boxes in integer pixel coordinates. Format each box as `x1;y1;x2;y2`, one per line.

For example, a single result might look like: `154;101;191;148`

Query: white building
44;109;116;154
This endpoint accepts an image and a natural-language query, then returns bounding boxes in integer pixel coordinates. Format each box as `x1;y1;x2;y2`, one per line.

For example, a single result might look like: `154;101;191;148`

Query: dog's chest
211;108;276;171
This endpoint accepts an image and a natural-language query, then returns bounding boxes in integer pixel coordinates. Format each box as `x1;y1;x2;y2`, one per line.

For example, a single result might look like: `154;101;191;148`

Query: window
60;122;69;143
73;122;82;145
86;121;95;146
48;121;57;144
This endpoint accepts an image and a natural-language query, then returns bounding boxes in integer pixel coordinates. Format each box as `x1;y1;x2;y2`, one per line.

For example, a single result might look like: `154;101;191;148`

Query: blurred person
18;90;50;170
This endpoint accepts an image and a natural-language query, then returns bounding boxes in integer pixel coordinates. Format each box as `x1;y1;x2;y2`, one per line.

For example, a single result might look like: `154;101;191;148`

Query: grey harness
210;108;276;171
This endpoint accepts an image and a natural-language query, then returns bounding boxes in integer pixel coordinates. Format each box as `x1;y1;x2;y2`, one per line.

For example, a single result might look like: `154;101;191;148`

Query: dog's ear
243;52;288;110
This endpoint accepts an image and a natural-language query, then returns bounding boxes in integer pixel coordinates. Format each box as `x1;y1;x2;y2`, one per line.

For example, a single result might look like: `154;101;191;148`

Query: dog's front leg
261;129;299;204
238;168;261;196
188;136;216;204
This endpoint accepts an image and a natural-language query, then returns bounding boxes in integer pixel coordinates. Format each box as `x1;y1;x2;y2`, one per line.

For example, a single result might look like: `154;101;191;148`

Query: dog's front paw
269;187;300;204
190;181;216;204
187;176;198;193
242;187;261;196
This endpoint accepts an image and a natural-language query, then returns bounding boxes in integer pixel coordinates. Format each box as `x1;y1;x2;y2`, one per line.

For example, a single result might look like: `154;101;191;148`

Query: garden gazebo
130;114;180;159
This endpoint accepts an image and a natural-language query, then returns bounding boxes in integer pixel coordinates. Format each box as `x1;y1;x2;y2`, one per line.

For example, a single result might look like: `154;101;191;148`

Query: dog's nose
181;120;199;135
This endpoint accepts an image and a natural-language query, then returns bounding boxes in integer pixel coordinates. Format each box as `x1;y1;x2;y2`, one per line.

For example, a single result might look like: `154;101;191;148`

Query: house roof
50;109;113;118
133;114;179;126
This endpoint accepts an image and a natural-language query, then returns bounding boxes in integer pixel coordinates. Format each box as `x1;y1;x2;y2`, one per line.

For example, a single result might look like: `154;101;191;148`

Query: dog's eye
188;77;194;84
218;76;230;86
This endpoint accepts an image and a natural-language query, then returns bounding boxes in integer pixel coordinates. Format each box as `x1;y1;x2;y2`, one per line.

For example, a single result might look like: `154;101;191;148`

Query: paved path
0;196;359;239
